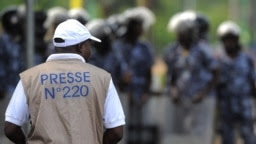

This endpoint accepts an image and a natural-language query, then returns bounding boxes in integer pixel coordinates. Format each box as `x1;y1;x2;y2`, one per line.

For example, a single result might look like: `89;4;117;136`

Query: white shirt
5;54;125;129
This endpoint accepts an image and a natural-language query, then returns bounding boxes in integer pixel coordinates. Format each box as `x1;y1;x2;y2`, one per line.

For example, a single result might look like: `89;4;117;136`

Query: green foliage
150;0;182;53
0;0;23;11
197;0;229;43
34;0;69;10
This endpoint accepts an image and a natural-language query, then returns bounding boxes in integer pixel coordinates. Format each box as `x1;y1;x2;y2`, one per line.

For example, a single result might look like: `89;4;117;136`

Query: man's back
20;58;110;144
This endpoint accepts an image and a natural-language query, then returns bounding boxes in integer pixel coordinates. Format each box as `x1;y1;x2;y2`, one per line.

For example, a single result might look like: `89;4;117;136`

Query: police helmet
69;8;90;25
0;6;20;34
44;7;69;29
217;21;240;38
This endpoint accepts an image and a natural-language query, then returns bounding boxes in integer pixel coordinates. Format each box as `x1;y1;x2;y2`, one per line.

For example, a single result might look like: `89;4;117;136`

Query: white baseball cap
53;19;101;47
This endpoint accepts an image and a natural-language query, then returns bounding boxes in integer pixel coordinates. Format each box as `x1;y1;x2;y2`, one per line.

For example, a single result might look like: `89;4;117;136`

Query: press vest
20;59;111;144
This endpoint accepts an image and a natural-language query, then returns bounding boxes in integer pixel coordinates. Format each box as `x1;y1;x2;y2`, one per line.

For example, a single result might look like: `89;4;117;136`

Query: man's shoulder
19;63;50;81
239;52;254;65
86;63;111;76
20;63;47;74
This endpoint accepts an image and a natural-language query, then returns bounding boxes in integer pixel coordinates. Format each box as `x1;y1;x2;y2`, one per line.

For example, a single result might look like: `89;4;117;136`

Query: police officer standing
4;19;125;144
163;11;218;136
0;6;25;99
87;19;121;86
0;6;25;143
112;7;155;143
216;21;256;144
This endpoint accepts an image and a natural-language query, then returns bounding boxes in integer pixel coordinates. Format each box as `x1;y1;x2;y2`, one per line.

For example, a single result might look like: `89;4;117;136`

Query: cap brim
90;36;101;43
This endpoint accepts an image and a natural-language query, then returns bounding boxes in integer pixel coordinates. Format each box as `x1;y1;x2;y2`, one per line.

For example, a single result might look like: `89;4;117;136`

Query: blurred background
1;0;256;53
1;0;256;144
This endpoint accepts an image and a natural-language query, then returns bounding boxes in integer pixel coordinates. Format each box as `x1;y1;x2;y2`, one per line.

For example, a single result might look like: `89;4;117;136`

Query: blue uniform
217;52;256;144
164;42;217;99
89;52;121;86
163;41;217;134
113;39;154;103
0;32;25;93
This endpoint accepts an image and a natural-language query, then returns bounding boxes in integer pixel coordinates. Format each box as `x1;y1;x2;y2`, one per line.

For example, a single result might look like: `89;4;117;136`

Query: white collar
46;53;86;63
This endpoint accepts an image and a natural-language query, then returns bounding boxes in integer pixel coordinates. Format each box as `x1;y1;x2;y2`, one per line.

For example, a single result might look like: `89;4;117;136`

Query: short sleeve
103;79;125;129
5;80;29;126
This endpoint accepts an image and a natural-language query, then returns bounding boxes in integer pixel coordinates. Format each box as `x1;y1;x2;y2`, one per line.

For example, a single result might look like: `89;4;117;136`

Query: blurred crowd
1;4;256;144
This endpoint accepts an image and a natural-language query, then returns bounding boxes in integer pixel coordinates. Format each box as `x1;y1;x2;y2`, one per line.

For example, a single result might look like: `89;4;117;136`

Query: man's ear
76;44;83;53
